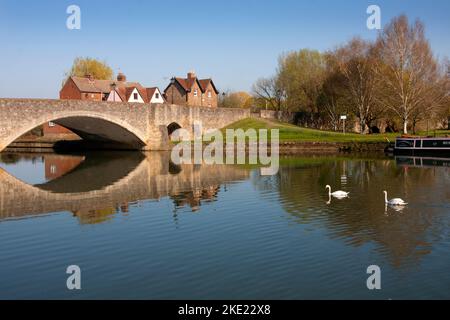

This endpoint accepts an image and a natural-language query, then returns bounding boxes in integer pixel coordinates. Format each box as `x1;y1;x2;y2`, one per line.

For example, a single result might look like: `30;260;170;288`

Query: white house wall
149;89;165;104
128;88;145;103
107;90;123;102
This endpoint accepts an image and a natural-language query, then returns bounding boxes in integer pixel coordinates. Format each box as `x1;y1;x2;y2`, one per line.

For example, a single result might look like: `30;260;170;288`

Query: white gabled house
125;87;146;103
146;87;165;104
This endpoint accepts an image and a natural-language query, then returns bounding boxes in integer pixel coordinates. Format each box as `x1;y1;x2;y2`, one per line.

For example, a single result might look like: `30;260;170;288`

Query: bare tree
375;15;446;134
252;76;285;111
331;38;381;134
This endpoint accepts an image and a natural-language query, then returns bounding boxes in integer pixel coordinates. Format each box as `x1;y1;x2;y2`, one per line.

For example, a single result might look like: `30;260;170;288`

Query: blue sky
1;0;450;98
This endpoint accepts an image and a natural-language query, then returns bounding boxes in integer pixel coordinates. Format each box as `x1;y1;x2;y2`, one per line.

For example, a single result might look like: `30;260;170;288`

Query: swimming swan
326;185;349;198
383;191;408;206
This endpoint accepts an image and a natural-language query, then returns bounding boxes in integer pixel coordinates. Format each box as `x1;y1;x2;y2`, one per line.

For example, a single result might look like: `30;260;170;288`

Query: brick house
164;72;219;108
44;73;165;135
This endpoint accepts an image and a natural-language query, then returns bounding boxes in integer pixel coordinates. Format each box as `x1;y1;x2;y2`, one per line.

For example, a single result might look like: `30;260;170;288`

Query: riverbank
223;118;449;153
3;138;388;154
4;118;447;154
4;134;81;153
221;118;394;153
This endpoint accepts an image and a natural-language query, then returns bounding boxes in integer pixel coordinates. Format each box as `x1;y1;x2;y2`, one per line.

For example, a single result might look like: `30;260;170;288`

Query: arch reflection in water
0;152;250;223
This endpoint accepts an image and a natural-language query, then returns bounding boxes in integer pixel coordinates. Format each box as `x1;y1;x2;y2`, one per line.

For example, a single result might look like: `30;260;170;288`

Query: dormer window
155;93;160;99
134;93;138;100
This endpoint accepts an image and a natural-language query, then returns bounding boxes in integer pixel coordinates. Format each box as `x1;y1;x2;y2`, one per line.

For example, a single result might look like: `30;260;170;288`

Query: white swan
383;191;408;206
326;185;349;198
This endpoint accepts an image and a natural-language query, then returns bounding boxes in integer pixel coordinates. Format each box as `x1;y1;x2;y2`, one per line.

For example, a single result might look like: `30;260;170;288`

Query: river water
0;152;449;299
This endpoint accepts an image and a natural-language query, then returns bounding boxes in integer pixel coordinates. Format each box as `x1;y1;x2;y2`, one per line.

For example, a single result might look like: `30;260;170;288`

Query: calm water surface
0;152;449;299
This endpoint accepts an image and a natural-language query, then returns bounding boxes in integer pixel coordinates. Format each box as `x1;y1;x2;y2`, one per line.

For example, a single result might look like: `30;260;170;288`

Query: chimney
187;71;196;79
117;72;126;82
85;74;94;81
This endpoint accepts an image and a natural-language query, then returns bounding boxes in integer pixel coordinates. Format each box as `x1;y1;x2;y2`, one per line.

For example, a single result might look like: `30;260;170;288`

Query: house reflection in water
171;185;221;212
44;155;85;180
0;151;250;223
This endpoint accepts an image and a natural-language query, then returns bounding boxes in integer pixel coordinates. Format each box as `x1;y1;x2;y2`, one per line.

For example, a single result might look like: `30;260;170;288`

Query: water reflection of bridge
0;152;249;222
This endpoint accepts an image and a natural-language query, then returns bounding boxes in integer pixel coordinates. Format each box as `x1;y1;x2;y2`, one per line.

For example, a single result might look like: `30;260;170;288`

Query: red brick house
44;73;164;135
164;72;219;108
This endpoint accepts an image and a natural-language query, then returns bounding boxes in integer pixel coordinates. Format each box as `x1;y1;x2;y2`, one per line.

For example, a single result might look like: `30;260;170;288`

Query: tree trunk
360;119;366;134
403;119;408;134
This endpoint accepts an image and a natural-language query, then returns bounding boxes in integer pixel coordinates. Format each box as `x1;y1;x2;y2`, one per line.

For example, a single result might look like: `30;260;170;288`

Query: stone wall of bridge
0;98;251;152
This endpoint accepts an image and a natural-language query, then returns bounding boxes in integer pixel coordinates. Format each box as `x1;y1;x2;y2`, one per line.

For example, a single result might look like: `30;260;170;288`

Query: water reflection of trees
252;156;450;269
0;153;22;164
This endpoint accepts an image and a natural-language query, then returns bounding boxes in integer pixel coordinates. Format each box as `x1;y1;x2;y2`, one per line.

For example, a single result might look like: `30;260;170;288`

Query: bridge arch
3;111;148;150
167;122;182;137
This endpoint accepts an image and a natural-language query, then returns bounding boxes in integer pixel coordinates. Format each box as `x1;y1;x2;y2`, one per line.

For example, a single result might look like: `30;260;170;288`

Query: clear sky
1;0;450;98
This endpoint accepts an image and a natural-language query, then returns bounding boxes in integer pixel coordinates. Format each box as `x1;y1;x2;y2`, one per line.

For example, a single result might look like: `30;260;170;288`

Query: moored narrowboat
394;136;450;156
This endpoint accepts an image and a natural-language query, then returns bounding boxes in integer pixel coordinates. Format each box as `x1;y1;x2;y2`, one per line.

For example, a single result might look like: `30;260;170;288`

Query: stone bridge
0;152;250;220
0;98;251;151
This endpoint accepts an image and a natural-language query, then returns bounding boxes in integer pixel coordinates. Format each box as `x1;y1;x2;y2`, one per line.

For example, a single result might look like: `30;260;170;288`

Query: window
155;93;160;99
134;93;138;100
208;91;212;98
415;140;422;148
50;165;57;174
193;89;198;97
48;121;55;127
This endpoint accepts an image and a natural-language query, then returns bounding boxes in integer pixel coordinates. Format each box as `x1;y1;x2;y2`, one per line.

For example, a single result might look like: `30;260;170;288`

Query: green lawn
223;118;397;143
223;118;449;143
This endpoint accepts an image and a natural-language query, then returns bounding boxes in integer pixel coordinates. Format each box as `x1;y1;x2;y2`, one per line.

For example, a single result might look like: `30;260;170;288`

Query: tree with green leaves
64;57;114;85
277;49;326;112
219;91;253;109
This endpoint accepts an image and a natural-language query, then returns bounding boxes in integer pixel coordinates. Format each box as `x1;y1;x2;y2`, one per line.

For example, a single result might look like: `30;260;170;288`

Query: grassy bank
223;118;448;143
